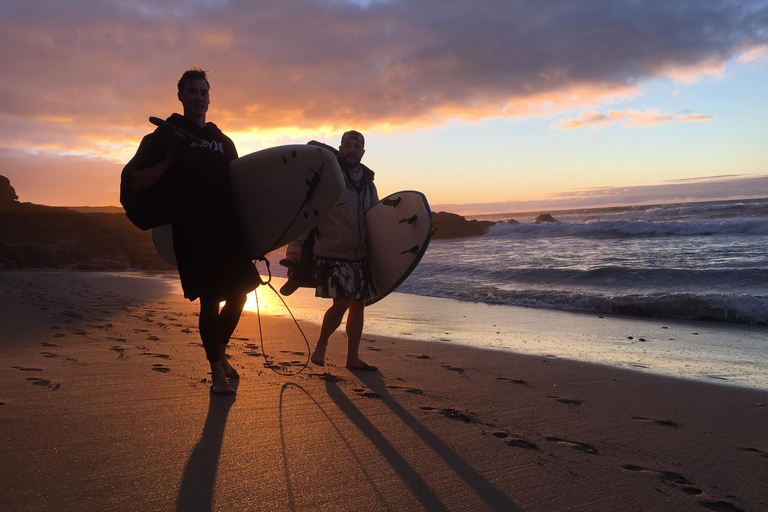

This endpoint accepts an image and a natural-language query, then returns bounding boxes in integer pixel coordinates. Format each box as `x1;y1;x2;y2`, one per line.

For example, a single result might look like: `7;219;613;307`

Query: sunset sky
1;0;767;215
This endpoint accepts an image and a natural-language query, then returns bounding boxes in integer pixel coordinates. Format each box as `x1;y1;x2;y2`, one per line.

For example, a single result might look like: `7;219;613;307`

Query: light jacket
287;163;378;261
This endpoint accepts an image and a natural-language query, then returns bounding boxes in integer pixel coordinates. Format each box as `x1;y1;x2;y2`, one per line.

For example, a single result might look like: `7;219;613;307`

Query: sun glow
242;285;287;316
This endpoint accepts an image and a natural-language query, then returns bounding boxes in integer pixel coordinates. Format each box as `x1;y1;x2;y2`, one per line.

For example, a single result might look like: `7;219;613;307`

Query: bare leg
199;296;244;395
345;299;376;370
218;294;247;379
312;297;351;365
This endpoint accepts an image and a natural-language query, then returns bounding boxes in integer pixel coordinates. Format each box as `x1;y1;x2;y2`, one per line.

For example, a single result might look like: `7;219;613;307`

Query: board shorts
313;257;375;300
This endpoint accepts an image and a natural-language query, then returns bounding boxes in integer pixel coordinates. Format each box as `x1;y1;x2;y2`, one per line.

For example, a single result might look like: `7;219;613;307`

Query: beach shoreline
1;270;767;511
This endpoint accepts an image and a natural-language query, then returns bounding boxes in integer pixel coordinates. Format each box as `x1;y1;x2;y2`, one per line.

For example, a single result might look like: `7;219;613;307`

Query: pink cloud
554;108;714;130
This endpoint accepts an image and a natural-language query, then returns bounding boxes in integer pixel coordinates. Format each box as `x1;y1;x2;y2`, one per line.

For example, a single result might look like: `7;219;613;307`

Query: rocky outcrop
0;175;19;208
534;213;557;223
431;211;496;239
0;175;173;270
0;175;504;269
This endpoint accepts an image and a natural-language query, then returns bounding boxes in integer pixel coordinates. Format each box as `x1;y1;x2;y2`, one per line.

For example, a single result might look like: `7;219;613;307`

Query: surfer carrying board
121;68;258;395
285;131;380;371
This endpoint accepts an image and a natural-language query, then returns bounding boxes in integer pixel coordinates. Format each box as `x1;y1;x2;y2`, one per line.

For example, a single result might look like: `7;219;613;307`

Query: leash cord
254;257;311;376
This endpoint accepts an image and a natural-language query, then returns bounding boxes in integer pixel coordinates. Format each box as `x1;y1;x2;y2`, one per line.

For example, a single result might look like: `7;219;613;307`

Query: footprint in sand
40;352;58;359
387;385;423;395
632;416;679;429
741;447;768;459
497;377;531;387
152;364;170;373
490;431;540;450
367;347;383;352
309;372;342;383
407;354;432;360
548;396;582;406
619;465;744;511
243;351;262;357
506;438;539;450
353;388;382;399
441;365;466;375
24;377;60;390
544;436;599;455
140;352;170;359
41;342;58;347
279;350;306;356
621;465;698;491
420;406;477;423
26;377;52;386
11;366;44;372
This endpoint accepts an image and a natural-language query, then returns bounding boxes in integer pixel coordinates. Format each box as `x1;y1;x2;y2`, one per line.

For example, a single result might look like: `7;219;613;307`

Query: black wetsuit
122;114;258;301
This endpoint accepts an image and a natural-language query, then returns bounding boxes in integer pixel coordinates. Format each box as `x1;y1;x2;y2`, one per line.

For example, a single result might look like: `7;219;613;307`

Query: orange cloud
554;108;714;130
0;1;765;206
738;44;768;63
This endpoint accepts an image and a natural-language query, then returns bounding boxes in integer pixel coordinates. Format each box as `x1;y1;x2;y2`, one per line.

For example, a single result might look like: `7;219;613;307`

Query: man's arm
129;153;175;192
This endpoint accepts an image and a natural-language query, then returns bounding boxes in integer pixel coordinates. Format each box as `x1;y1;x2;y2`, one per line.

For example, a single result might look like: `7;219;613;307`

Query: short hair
341;130;365;146
178;67;210;93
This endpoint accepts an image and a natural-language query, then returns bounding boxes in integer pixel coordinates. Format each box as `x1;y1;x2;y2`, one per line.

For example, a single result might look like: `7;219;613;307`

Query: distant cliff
0;175;497;269
0;175;173;270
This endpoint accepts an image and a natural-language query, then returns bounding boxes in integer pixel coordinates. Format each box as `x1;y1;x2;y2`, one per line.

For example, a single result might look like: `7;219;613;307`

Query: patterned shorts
313;257;376;300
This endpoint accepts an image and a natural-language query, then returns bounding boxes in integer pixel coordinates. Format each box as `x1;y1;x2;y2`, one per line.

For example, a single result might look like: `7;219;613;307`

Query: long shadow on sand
326;373;521;512
175;382;238;512
279;382;389;511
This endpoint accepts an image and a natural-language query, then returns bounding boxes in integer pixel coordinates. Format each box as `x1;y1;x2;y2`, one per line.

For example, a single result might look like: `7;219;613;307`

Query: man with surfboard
121;68;258;395
286;131;380;371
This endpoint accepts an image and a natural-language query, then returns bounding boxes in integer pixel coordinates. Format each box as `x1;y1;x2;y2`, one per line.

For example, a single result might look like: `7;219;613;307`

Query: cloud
737;44;768;63
1;1;766;206
433;174;768;216
0;148;122;206
1;0;766;138
554;107;714;130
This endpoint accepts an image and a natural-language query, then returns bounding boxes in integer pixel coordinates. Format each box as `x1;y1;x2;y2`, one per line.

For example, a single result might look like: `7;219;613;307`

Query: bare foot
211;379;235;395
219;345;240;379
221;358;240;379
311;343;327;366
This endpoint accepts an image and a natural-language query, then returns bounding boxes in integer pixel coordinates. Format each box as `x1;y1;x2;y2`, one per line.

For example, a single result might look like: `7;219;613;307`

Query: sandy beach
1;270;767;511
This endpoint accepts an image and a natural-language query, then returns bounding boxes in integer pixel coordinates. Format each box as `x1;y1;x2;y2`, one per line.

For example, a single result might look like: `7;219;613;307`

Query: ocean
256;197;768;388
399;198;768;326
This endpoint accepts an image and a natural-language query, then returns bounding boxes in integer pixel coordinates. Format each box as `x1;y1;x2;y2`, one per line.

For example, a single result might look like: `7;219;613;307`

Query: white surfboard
365;191;434;305
153;144;344;266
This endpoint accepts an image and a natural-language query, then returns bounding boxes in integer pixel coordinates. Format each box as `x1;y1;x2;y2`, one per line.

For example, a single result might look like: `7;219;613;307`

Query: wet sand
1;270;767;511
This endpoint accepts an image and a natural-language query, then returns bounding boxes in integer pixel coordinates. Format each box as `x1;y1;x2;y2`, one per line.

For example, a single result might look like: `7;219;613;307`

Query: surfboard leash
252;257;311;376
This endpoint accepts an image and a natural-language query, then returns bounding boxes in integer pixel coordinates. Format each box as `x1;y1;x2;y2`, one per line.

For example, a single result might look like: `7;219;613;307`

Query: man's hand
279;258;298;275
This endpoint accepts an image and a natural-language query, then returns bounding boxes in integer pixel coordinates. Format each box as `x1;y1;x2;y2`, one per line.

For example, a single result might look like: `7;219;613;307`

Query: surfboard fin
383;197;402;207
